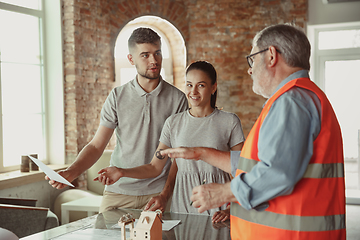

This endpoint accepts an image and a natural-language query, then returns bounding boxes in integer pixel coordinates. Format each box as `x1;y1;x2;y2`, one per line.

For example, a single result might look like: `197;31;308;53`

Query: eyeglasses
246;48;281;68
246;48;269;68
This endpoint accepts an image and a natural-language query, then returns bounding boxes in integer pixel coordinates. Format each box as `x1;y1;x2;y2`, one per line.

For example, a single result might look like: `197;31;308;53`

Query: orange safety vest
231;78;346;240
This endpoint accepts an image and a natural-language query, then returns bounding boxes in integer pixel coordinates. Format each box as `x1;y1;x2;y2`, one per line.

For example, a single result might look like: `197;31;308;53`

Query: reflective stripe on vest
238;156;344;178
231;205;345;231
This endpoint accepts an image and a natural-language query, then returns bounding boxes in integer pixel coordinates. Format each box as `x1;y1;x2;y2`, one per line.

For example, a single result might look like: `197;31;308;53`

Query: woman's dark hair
186;61;217;109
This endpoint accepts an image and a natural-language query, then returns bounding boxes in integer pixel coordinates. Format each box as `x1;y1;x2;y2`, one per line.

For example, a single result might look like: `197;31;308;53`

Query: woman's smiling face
185;69;216;109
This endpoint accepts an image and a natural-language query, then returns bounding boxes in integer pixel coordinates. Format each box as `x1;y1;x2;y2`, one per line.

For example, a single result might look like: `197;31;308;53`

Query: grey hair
253;24;311;70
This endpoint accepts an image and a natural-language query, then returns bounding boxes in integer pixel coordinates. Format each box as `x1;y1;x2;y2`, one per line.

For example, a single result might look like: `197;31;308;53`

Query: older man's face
247;46;273;98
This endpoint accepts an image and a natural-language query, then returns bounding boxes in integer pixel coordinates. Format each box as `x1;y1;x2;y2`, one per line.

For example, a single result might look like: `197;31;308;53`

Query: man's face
247;46;272;98
128;41;162;80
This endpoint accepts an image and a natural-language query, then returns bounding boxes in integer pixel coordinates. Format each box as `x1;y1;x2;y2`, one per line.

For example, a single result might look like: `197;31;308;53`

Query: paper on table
111;219;181;231
162;220;181;231
28;155;74;187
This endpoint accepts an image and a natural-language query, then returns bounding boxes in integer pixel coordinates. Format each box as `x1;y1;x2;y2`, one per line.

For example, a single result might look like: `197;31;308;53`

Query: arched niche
114;16;186;91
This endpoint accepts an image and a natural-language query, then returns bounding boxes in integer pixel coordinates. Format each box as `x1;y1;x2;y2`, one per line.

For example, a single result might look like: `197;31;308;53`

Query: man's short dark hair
128;27;161;51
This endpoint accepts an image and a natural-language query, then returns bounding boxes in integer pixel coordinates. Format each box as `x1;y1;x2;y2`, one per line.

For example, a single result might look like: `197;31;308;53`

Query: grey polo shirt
100;77;188;195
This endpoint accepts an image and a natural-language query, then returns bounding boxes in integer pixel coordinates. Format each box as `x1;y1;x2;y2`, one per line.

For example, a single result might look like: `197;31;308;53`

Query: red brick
62;0;307;165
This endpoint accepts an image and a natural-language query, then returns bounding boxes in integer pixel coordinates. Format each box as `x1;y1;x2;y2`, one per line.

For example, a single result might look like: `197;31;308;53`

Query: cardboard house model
131;211;162;240
118;213;135;240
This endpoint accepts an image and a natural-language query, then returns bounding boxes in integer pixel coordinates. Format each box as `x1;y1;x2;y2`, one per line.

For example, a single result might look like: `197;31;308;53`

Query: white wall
43;0;65;165
308;0;360;25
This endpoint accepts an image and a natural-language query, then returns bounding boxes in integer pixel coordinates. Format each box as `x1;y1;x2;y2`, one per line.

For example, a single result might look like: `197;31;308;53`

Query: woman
95;61;244;222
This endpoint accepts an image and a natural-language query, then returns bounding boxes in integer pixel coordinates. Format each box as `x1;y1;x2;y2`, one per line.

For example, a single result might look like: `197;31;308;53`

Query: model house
132;211;162;240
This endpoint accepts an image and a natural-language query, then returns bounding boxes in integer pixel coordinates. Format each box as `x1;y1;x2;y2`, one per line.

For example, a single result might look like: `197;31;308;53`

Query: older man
161;24;346;240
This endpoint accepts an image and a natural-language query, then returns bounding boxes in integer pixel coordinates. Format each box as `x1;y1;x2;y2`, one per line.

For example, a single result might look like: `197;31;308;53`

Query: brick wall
62;0;307;163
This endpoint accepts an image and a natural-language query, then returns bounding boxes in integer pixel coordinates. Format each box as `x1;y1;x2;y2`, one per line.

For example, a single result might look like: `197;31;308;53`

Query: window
0;0;41;10
0;1;65;172
318;29;360;50
308;21;360;203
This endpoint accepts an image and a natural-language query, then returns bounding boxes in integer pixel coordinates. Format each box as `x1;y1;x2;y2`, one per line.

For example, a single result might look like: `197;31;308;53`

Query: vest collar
264;70;310;106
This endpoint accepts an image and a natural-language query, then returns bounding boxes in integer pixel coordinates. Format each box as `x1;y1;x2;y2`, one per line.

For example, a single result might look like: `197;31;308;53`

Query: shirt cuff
230;173;269;211
230;173;252;210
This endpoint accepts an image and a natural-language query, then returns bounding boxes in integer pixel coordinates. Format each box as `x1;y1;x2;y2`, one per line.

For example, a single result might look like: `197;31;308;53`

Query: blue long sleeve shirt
230;70;322;211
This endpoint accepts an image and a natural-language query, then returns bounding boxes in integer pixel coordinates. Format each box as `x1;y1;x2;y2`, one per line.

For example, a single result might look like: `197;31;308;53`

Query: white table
61;195;102;224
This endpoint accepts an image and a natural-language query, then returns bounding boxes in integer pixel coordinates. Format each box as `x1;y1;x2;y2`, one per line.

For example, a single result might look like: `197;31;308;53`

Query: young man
46;28;188;213
161;24;346;240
